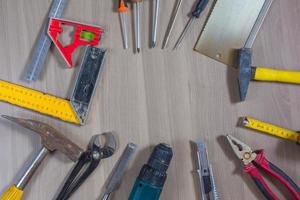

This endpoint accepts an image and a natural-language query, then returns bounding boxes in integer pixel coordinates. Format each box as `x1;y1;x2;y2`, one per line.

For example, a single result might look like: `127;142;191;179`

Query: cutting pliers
226;135;300;200
56;132;117;200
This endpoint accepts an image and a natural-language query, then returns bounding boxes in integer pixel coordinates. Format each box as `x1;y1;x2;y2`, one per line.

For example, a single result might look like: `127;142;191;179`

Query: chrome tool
151;0;160;47
100;143;137;200
162;0;183;49
119;0;129;49
195;139;219;200
25;0;69;81
132;0;142;53
174;0;209;49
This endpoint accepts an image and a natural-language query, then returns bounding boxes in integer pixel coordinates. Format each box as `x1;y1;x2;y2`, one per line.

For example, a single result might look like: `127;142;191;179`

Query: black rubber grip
202;175;212;193
269;162;300;194
252;177;276;200
192;0;209;18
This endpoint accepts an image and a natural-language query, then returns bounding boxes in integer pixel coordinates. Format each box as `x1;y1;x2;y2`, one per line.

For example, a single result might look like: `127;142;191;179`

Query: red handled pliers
226;135;300;200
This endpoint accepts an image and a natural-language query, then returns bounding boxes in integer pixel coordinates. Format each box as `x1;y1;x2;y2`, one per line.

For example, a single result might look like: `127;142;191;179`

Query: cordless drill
128;143;173;200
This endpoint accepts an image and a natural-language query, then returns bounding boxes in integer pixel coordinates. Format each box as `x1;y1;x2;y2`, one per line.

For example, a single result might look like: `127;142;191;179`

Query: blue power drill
128;143;173;200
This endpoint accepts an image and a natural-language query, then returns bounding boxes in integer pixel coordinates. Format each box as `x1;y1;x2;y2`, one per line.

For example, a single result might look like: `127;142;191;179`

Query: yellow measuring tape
0;80;81;124
241;117;300;144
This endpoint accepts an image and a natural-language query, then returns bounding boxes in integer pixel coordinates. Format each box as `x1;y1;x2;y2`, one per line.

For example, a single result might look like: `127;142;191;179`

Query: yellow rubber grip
0;185;23;200
254;67;300;84
243;117;299;142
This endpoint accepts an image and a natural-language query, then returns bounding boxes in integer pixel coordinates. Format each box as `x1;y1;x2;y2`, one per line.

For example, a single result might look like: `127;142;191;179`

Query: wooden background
0;0;299;199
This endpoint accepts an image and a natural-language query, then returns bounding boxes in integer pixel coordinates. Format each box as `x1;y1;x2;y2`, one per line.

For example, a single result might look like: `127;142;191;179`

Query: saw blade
194;0;272;67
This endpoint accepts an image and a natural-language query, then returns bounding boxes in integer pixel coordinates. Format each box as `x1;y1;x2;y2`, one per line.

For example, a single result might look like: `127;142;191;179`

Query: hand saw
240;117;300;145
194;0;273;67
0;46;106;125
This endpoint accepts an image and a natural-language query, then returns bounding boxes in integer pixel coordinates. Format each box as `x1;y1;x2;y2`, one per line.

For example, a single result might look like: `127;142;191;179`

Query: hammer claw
2;115;83;161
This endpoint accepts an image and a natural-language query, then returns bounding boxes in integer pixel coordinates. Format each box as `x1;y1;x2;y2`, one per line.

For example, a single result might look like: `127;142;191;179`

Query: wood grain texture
0;0;299;199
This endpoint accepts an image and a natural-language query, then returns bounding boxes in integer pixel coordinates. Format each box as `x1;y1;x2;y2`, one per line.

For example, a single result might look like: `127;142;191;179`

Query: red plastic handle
244;163;280;200
253;150;300;200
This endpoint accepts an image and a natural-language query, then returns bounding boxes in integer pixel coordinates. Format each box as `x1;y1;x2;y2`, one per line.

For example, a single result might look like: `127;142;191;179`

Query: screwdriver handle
0;185;23;200
192;0;209;18
119;0;129;12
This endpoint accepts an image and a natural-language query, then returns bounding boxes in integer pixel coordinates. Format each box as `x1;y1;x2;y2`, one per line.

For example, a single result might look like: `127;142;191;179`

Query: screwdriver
119;0;129;49
132;0;142;53
174;0;209;49
162;0;183;49
151;0;160;47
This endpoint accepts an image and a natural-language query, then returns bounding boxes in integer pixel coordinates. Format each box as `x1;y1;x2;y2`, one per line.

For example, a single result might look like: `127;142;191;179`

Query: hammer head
2;115;83;162
238;48;254;101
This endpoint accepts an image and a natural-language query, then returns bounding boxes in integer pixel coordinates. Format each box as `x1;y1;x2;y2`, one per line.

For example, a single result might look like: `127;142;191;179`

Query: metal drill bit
194;139;219;200
151;0;160;47
162;0;183;49
133;2;141;53
119;0;129;49
173;0;209;49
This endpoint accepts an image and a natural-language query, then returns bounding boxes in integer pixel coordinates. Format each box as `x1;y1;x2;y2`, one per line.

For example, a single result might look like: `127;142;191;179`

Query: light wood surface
0;0;299;199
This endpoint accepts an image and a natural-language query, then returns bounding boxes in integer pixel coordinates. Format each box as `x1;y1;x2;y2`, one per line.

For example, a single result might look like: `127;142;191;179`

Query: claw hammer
238;48;300;101
0;116;83;200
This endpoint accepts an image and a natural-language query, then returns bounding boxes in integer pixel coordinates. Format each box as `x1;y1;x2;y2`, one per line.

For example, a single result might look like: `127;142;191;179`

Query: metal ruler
1;46;106;125
25;0;69;82
195;139;219;200
244;0;273;48
241;117;300;144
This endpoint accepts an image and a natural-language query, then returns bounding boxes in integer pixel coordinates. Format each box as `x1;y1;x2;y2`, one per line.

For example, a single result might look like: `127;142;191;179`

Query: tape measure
241;117;300;144
1;46;106;125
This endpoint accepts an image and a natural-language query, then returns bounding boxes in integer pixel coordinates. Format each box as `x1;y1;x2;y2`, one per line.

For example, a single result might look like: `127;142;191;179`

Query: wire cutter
56;132;117;200
226;135;300;200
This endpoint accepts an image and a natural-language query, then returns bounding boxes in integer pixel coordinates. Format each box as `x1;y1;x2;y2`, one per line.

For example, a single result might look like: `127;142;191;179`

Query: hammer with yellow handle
0;116;83;200
238;48;300;101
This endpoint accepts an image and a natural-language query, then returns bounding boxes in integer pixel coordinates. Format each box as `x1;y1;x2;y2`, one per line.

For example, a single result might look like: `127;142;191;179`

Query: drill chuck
129;143;173;200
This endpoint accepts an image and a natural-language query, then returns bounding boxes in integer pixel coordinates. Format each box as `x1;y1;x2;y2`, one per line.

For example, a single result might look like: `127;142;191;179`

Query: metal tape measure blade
243;117;299;142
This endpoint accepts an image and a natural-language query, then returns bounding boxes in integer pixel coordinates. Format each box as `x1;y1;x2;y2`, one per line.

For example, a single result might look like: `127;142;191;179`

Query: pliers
226;135;300;200
56;132;117;200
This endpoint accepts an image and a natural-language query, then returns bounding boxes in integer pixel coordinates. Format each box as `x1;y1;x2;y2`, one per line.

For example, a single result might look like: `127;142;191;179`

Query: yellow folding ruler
241;117;300;144
0;46;106;125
